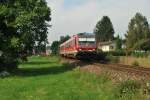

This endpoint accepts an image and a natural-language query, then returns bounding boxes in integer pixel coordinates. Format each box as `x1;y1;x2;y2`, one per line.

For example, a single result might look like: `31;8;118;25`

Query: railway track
62;57;150;77
93;63;150;76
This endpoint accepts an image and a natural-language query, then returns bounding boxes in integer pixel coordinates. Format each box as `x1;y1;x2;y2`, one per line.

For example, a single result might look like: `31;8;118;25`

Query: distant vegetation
50;41;60;55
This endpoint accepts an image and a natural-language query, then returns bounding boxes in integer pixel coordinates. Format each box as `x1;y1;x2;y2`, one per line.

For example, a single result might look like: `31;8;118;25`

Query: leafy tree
34;43;46;55
51;41;60;55
133;39;150;51
94;16;115;44
125;13;150;51
0;0;51;72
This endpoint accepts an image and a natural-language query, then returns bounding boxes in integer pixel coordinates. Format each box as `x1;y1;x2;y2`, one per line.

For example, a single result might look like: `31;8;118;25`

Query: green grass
0;56;149;100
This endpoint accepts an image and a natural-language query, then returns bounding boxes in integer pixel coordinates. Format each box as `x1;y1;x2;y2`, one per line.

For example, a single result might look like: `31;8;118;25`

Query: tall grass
119;56;150;68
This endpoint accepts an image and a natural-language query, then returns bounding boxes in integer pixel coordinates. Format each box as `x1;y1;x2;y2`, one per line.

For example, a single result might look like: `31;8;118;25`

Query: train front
77;34;97;51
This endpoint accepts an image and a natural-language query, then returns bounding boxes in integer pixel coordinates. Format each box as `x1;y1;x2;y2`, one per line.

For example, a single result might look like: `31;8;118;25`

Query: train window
78;38;96;46
79;41;87;45
87;41;96;45
79;41;95;45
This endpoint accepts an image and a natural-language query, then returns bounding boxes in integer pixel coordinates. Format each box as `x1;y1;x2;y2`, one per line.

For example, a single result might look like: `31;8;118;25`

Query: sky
46;0;150;44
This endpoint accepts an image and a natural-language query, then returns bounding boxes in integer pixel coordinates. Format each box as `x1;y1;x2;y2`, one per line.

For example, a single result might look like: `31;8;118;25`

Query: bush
131;51;150;58
108;50;126;56
115;80;141;98
105;55;119;63
132;60;139;67
96;50;107;61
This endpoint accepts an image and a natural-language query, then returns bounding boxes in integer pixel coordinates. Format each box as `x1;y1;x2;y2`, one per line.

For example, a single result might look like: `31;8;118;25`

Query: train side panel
60;34;97;57
60;35;78;57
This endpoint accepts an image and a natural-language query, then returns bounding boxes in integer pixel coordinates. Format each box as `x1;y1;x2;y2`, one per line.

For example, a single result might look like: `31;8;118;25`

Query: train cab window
79;41;87;45
87;41;96;45
78;38;96;46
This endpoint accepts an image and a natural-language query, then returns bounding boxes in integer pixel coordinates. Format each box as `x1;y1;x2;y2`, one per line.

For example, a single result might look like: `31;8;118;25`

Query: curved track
93;63;150;76
62;57;150;77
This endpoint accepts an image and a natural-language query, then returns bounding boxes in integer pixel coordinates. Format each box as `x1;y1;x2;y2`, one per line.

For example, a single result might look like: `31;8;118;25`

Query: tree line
94;12;150;51
51;12;150;55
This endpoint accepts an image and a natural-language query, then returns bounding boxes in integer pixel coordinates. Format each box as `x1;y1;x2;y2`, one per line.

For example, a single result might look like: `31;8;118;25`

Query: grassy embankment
0;56;149;100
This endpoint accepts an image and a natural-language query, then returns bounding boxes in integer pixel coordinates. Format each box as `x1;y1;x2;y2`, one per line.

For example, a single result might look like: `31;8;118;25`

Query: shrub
143;82;150;95
108;50;126;56
105;55;119;63
131;51;149;58
96;50;107;61
132;60;139;67
115;80;141;98
73;66;80;72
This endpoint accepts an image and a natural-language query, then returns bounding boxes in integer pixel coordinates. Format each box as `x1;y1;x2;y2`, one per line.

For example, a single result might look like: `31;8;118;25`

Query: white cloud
46;0;150;44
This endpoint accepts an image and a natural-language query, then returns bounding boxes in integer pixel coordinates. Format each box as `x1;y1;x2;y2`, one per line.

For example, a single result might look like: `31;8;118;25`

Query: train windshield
79;38;96;45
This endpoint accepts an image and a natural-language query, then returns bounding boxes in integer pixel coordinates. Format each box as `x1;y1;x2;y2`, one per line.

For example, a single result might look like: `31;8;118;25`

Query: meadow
0;56;149;100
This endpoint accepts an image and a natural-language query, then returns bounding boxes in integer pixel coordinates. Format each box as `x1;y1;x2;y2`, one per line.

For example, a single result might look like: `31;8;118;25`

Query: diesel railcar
60;34;97;57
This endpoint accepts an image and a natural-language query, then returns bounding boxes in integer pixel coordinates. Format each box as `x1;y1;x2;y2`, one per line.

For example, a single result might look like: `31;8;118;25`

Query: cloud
46;0;150;44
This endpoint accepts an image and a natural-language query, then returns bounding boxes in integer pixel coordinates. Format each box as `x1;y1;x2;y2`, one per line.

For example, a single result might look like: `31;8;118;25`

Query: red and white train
60;33;97;57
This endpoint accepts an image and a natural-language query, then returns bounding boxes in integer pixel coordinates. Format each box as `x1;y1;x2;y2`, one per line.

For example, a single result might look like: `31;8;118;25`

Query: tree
125;13;150;51
115;35;122;50
0;0;51;72
51;41;60;55
59;35;70;44
94;16;115;45
50;35;70;55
